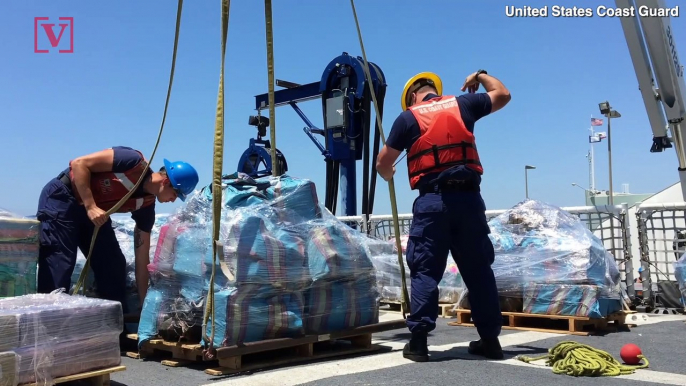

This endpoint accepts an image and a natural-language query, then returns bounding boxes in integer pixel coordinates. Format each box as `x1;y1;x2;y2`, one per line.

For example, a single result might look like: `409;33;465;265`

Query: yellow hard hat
400;72;443;111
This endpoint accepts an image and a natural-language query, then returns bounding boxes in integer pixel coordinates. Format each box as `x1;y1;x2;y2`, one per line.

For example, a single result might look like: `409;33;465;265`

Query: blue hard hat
163;159;199;201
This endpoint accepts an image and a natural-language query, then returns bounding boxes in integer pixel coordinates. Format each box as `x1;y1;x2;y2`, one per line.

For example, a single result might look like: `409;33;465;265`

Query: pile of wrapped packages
0;292;123;385
0;209;39;298
60;177;634;359
137;173;381;349
0;210;123;385
457;200;629;318
366;200;629;319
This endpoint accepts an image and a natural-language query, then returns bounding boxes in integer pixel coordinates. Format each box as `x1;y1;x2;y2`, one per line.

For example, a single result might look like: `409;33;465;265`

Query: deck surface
110;309;686;386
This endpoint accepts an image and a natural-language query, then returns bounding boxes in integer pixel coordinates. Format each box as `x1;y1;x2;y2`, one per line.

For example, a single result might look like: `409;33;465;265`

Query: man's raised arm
461;72;511;114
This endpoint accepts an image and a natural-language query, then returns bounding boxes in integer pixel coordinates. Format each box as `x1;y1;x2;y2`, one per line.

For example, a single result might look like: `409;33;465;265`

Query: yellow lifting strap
349;0;411;318
71;0;184;297
264;0;279;177
201;0;230;358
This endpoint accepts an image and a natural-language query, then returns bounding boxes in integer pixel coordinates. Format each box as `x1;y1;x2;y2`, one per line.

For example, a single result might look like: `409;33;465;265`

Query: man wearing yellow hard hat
376;70;512;362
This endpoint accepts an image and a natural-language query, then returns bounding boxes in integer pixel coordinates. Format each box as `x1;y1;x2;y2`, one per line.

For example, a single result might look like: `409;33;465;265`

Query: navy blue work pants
405;190;502;340
35;176;129;315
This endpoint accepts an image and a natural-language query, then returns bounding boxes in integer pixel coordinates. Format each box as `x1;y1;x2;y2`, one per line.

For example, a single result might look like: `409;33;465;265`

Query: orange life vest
406;95;483;190
69;150;156;213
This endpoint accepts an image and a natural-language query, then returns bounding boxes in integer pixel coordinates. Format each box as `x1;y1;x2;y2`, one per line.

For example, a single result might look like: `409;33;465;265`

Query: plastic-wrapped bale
138;221;217;345
200;172;322;222
207;209;311;346
303;222;379;334
305;221;375;283
139;173;378;349
139;211;309;347
457;200;624;318
206;285;306;347
223;214;310;289
676;254;686;307
369;236;464;304
0;351;18;386
138;175;310;348
0;208;39;298
0;292;122;385
522;284;605;317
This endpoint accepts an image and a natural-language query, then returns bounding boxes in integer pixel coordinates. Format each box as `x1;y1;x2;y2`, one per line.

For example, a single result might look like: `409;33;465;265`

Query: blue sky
1;0;685;218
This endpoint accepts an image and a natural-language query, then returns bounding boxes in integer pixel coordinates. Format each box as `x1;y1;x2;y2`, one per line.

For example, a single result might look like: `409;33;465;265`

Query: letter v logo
34;17;74;53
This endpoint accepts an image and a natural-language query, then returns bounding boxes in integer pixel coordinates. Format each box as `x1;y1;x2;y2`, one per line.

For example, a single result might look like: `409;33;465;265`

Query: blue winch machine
237;52;387;220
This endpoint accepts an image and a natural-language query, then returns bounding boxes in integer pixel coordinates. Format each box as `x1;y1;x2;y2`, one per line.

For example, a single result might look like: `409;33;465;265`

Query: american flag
591;117;603;126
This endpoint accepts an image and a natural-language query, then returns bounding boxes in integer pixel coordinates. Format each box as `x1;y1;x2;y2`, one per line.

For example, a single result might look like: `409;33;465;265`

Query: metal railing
635;202;686;310
337;204;635;300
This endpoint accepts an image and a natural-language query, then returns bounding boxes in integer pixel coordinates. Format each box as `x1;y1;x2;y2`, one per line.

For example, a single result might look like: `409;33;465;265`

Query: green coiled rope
516;341;649;377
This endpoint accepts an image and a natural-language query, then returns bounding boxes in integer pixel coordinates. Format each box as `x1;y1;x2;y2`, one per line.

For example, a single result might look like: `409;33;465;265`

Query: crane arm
616;0;686;197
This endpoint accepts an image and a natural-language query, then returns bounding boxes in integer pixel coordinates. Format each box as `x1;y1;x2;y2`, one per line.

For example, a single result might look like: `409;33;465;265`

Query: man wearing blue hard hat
35;146;199;316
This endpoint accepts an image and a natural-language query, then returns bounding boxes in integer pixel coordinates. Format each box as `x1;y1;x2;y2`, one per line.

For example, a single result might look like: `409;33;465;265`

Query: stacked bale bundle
137;173;380;349
458;200;628;318
0;293;122;385
0;210;39;298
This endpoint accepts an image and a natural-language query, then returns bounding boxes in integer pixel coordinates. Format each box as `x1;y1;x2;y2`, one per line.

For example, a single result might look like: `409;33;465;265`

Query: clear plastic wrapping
0;208;39;298
0;292;123;385
368;236;464;304
458;200;627;318
138;173;380;349
675;254;686;306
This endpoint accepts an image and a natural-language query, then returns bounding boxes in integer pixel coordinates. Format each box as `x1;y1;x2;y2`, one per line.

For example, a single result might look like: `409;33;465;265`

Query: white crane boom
616;0;686;199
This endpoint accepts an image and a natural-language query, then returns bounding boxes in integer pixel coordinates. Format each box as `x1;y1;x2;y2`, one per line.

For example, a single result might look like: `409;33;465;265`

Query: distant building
584;183;653;207
581;184;653;231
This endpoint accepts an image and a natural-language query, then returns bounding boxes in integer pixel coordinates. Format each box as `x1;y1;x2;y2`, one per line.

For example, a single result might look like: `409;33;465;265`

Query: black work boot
468;337;504;360
403;333;429;362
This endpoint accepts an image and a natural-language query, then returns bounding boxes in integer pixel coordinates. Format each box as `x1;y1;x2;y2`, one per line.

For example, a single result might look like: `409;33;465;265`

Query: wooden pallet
126;319;405;376
380;300;457;318
21;366;126;386
447;309;637;336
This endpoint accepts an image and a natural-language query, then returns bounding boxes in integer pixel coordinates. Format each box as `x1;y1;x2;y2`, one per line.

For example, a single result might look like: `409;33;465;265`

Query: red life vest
406;95;483;190
69;150;156;213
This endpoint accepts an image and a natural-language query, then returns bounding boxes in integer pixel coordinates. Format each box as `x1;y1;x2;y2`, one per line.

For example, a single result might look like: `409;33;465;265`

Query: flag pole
589;115;596;192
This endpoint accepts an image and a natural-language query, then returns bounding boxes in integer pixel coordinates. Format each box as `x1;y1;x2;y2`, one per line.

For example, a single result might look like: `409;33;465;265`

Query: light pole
572;182;594;205
525;165;536;198
598;101;621;205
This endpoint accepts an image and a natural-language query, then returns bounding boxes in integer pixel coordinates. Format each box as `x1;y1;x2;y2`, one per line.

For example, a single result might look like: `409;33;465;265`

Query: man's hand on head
461;72;481;93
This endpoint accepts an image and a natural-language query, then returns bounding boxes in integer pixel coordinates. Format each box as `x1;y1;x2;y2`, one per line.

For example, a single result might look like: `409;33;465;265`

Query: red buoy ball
620;344;643;365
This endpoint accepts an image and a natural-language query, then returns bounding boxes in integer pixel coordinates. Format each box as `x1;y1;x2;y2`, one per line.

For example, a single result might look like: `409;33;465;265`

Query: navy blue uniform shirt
386;93;492;187
63;146;156;232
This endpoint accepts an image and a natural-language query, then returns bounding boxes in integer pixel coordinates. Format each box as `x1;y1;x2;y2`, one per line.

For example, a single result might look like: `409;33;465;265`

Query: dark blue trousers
405;190;502;339
36;176;129;315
